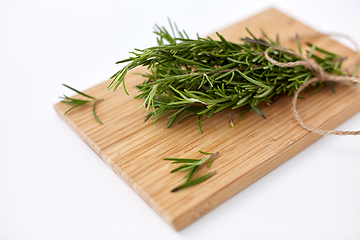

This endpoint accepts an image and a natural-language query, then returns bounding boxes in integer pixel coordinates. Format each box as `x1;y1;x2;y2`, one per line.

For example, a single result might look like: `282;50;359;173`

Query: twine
264;46;360;135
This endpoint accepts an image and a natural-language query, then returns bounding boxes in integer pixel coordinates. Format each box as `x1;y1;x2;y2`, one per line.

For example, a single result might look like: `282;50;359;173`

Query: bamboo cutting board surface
54;8;360;230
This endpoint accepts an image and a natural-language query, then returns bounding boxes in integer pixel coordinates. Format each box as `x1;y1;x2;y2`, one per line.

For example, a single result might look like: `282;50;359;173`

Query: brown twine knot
264;47;360;135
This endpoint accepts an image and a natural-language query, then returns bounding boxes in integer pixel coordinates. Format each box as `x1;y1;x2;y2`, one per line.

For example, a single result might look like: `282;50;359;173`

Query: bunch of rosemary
108;21;345;132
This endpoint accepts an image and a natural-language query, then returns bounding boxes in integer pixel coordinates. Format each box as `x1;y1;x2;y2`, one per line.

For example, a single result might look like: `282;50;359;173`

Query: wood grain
54;8;360;230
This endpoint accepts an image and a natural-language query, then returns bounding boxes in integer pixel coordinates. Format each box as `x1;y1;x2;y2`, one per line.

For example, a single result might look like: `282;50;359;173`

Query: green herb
60;84;103;124
229;115;234;128
164;150;218;192
170;171;216;192
109;21;345;132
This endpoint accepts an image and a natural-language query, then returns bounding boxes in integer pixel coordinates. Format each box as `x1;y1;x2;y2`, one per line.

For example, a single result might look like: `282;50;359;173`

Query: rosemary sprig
60;84;103;124
164;150;218;192
109;22;346;133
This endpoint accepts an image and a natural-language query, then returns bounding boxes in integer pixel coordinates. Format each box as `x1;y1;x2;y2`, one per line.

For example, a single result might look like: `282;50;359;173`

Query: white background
1;0;360;239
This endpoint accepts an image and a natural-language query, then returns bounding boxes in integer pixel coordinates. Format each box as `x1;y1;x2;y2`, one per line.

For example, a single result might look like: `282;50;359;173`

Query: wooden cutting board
54;8;360;230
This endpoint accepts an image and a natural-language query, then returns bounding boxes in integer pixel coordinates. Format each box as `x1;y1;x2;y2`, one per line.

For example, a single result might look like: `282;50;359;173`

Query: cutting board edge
53;103;176;227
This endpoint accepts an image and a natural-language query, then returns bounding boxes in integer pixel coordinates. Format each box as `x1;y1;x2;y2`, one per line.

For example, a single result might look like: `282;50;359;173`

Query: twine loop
264;45;360;135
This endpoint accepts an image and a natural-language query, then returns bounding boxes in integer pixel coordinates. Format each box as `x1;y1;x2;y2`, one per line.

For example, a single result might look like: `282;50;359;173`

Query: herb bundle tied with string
107;20;346;133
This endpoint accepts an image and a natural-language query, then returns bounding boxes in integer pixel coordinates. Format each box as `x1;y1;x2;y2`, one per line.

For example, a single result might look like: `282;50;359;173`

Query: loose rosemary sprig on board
60;84;103;124
164;150;218;192
109;21;345;132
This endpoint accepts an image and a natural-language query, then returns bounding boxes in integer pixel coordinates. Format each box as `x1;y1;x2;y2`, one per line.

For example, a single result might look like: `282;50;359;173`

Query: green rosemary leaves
164;150;218;192
60;84;103;123
109;22;345;132
170;171;216;192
